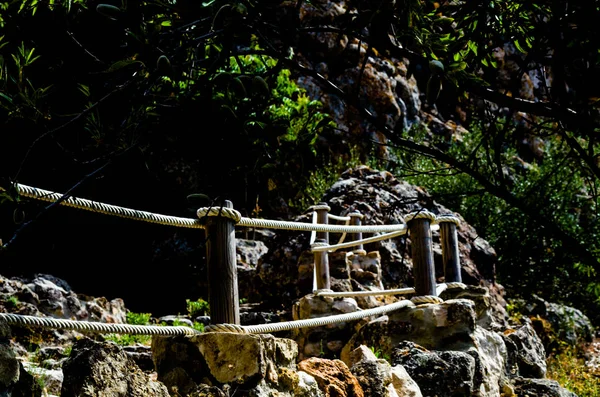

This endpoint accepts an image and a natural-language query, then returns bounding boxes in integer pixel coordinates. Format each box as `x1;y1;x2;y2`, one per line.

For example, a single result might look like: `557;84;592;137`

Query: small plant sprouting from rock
186;298;210;318
6;295;19;308
369;346;391;363
104;311;152;346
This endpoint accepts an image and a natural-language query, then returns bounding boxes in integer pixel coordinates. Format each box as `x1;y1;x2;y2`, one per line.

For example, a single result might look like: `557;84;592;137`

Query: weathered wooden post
313;203;330;290
204;200;240;325
438;215;462;283
407;211;436;297
348;210;366;254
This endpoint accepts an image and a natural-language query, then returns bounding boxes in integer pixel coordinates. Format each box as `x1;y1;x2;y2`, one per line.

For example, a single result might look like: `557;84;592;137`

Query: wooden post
348;211;364;251
313;203;330;290
205;200;240;325
439;216;462;283
408;212;436;297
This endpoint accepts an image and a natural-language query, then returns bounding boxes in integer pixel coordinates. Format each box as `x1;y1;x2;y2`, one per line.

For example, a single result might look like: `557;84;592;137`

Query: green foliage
288;144;362;212
104;311;152;346
6;295;19;308
394;119;600;324
186;298;209;318
547;345;600;397
369;346;391;363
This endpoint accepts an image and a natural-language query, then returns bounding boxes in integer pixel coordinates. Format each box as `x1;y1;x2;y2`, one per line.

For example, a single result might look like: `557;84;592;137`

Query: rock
237;239;269;268
511;377;578;397
521;295;594;346
502;318;547;378
0;340;19;390
292;293;365;360
22;361;64;395
298;357;364;397
123;345;154;372
390;365;422;397
351;359;393;397
61;338;169;397
157;315;193;327
344;300;508;396
296;370;324;397
152;332;298;395
342;345;379;369
392;341;477;397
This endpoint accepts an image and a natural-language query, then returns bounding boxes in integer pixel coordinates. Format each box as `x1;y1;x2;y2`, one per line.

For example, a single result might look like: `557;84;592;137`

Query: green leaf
514;40;526;53
467;40;478;56
102;59;144;73
0;92;13;104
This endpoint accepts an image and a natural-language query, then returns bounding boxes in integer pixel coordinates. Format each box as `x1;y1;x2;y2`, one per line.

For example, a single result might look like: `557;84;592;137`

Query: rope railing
1;183;204;229
0;182;465;336
0;313;198;336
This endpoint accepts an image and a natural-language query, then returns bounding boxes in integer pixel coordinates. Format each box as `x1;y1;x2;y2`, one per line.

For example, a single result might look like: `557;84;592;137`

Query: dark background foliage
1;0;600;322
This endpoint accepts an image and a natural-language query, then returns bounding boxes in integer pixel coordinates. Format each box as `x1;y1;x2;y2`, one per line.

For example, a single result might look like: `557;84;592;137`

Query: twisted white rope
433;214;461;225
328;214;351;222
348;212;365;220
335;218;350;245
314;282;466;298
405;210;436;223
311;229;407;253
0;313;198;335
4;183;204;229
410;295;444;304
309;204;331;212
315;287;416;297
309;211;318;245
238;217;410;233
197;206;242;223
243;299;415;334
4;184;442;235
444;282;467;290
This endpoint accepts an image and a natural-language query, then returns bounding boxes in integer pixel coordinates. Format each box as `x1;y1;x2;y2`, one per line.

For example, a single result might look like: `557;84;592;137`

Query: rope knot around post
404;210;437;223
197;206;242;223
309;204;331;212
445;282;467;290
432;214;461;226
411;295;444;305
310;240;330;252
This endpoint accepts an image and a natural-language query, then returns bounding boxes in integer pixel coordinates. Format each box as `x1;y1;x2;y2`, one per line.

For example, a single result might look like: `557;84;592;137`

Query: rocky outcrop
297;357;364;397
60;338;169;397
257;165;508;327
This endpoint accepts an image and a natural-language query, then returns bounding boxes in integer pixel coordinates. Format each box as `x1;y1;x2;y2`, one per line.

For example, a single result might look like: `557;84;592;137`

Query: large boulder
61;338;169;397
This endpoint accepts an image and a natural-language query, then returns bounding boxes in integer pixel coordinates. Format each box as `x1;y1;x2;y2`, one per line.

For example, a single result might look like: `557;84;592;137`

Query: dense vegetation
1;0;600;329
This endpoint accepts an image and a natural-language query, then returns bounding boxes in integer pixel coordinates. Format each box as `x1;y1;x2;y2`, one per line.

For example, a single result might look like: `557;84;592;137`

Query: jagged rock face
61;338;169;397
0;273;127;325
276;0;421;149
292;293;365;360
502;318;547;379
343;299;509;396
392;341;478;397
511;377;578;397
298;357;364;397
257;165;507;326
518;295;594;347
152;332;311;396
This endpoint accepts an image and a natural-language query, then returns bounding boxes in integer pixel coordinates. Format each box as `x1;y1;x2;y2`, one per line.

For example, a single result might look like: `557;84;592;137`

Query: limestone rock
503;318;547;378
392;342;478;397
61;338;169;397
153;332;299;396
298;357;364;397
511;377;578;397
390;365;422;397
